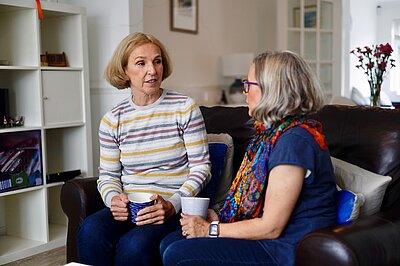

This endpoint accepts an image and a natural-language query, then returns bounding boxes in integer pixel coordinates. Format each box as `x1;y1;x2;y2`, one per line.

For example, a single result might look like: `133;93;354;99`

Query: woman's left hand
180;213;210;238
135;194;176;225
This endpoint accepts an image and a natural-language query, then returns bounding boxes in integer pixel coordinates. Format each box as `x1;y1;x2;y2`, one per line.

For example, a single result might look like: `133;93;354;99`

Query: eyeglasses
241;79;260;93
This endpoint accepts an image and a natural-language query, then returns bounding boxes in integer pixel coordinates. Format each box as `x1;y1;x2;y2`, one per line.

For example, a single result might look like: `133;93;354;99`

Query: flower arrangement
350;43;396;106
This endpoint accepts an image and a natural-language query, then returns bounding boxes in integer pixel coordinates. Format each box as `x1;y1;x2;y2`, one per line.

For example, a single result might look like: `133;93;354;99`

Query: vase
370;94;381;107
228;78;246;104
369;82;381;107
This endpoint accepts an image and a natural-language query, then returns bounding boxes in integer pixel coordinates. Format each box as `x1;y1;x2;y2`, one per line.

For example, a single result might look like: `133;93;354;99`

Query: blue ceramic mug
127;192;156;223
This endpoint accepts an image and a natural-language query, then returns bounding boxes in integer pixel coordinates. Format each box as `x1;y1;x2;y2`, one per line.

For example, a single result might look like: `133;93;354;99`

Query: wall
143;0;275;104
376;1;400;102
347;0;378;98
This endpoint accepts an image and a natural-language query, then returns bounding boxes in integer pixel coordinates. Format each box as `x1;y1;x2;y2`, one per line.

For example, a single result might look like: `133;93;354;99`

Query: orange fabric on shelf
36;0;44;20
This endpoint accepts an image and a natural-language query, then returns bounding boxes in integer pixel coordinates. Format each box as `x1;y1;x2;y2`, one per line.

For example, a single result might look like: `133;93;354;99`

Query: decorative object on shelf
46;169;81;183
219;90;228;105
2;116;24;128
41;52;67;67
0;88;10;120
35;0;44;20
170;0;198;34
222;53;254;104
351;43;396;107
0;60;9;66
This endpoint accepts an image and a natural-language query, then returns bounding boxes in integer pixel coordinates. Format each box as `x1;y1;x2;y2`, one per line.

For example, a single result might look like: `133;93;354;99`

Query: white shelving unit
0;0;93;263
277;0;342;102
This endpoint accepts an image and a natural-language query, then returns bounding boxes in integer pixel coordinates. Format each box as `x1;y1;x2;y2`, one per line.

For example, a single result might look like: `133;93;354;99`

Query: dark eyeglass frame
242;79;260;93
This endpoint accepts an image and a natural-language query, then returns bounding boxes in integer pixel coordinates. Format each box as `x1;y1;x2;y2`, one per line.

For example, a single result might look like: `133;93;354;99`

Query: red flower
378;62;387;69
367;62;374;69
378;43;393;55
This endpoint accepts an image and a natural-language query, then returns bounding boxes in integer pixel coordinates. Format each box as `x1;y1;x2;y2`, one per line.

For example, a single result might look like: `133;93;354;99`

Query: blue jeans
77;208;181;266
160;231;280;266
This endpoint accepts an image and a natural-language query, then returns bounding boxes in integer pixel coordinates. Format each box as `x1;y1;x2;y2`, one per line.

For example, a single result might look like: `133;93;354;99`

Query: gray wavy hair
251;51;324;126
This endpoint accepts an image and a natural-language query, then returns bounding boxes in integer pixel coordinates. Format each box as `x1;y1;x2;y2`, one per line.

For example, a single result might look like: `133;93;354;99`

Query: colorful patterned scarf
219;116;327;223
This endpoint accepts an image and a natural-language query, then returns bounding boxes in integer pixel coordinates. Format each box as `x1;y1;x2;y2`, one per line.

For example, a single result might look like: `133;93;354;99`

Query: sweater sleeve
97;111;123;208
168;99;211;212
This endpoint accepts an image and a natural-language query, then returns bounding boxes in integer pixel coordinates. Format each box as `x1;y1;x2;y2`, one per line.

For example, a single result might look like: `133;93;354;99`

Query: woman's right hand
110;193;130;221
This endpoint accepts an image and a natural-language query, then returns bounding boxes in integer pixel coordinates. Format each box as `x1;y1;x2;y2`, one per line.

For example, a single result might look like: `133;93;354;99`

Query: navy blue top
260;126;337;266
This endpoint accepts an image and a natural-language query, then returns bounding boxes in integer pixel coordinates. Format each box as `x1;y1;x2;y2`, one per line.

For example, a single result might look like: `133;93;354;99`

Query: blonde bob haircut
104;32;172;89
251;51;324;126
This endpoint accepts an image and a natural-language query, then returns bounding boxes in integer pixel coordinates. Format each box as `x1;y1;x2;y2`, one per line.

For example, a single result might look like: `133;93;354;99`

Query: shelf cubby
41;10;83;68
0;4;38;67
45;126;88;177
0;70;42;127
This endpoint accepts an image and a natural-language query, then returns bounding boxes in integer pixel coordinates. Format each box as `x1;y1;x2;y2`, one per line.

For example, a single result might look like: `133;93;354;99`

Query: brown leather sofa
61;105;400;265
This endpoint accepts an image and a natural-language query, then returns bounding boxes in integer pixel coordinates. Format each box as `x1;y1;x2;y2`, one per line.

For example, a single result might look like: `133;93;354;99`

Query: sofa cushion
198;133;234;209
336;187;365;224
331;157;392;217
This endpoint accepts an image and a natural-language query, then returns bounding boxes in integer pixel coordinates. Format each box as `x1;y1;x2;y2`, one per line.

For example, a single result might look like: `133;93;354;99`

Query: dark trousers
160;230;281;266
77;208;181;266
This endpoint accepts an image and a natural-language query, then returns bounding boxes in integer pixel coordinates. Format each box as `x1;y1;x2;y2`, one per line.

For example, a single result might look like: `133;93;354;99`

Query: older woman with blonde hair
77;32;210;266
161;51;337;266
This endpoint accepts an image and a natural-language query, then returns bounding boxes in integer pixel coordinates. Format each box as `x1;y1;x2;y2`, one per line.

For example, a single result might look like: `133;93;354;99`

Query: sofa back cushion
200;106;255;179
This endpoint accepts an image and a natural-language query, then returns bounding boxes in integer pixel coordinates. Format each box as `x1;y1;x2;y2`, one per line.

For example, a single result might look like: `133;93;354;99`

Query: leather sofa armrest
61;177;105;262
296;207;400;266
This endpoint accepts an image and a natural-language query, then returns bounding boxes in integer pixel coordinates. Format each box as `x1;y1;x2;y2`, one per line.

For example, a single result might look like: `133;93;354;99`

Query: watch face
209;223;218;236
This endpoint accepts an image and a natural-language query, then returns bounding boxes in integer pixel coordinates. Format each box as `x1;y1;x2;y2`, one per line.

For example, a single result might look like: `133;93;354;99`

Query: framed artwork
170;0;198;34
293;5;317;28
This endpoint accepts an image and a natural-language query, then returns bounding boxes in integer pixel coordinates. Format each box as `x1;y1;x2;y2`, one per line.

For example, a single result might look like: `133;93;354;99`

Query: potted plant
351;43;396;107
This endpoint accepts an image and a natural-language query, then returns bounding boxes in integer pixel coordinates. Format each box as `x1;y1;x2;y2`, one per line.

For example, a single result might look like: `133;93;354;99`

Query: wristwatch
209;221;220;238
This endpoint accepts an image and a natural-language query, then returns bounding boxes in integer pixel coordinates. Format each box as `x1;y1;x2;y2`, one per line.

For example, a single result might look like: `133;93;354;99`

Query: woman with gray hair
161;51;337;266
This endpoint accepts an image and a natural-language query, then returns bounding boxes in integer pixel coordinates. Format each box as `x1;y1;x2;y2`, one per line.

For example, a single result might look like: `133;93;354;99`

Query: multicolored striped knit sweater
97;89;211;212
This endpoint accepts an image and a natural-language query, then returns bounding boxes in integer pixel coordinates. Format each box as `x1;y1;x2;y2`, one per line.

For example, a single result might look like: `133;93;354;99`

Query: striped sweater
97;89;211;212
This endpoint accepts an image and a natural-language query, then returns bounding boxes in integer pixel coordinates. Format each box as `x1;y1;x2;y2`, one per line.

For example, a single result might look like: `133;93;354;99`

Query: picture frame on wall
293;5;317;28
170;0;198;34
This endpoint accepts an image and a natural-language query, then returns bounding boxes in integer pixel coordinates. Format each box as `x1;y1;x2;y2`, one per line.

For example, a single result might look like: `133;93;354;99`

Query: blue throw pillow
198;143;228;202
336;189;365;224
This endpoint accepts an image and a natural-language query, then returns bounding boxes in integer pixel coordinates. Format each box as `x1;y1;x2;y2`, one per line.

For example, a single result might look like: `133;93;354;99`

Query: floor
3;246;66;266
